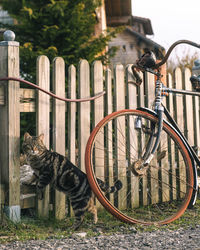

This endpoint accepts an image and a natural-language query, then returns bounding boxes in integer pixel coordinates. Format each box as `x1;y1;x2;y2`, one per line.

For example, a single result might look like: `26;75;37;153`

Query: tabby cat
22;132;122;229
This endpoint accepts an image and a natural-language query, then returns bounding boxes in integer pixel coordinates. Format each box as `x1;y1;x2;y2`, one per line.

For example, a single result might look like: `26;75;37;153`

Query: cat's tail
97;179;123;193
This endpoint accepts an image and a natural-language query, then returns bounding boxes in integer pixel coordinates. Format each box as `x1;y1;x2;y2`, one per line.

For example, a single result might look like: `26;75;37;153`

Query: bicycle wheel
85;109;194;225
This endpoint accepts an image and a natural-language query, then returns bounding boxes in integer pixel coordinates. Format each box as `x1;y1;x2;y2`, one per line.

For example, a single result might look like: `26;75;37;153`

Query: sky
132;0;200;62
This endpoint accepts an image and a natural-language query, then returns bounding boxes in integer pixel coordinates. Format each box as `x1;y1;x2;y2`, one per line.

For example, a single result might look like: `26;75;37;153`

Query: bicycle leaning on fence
85;40;200;225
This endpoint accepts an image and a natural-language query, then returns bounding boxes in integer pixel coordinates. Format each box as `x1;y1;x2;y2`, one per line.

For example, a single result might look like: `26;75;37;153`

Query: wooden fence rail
0;34;200;222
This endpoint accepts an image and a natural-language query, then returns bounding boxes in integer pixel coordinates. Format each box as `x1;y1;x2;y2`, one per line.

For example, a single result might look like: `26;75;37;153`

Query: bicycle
85;40;200;225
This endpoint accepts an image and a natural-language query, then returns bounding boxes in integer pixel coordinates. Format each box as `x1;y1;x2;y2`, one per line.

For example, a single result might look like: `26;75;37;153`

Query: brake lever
130;65;142;86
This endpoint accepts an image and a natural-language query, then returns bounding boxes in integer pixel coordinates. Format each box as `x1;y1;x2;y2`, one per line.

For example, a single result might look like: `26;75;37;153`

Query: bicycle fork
136;79;164;168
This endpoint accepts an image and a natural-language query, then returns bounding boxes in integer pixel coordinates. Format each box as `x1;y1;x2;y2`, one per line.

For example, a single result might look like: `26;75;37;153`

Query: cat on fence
22;132;122;230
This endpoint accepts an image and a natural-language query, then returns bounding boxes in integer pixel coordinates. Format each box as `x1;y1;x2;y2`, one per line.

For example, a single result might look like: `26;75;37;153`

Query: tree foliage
167;47;200;74
0;0;119;80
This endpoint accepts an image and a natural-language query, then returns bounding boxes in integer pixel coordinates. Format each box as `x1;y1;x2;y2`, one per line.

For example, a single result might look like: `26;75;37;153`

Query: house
104;0;165;69
0;1;164;68
92;0;164;69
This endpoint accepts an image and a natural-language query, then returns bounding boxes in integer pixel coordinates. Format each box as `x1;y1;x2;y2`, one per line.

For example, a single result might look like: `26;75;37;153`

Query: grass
1;199;200;244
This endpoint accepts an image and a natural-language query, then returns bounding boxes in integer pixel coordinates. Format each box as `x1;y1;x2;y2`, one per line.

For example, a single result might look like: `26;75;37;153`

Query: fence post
0;30;20;222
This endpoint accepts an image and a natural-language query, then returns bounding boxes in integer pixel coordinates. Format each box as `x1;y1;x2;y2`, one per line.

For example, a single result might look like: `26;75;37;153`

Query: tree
0;0;119;80
167;46;200;74
0;0;120;145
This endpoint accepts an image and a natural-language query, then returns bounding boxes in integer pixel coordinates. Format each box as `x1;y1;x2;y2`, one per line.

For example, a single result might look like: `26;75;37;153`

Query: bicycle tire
85;109;194;225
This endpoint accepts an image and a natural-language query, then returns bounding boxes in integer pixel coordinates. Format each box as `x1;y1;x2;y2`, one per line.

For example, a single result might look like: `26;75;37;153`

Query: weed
0;203;200;244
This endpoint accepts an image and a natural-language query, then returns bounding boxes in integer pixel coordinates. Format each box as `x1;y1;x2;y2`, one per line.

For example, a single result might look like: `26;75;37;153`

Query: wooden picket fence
0;41;200;221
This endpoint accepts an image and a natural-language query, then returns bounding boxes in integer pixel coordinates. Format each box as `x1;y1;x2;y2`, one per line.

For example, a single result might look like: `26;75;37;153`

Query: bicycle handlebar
153;40;200;69
130;39;200;86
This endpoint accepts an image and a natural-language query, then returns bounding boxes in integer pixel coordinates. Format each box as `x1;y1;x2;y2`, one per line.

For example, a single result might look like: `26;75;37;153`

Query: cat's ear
24;132;31;140
39;133;44;141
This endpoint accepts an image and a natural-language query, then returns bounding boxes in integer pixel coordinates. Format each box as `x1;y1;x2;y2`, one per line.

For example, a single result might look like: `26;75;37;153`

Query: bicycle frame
137;78;200;206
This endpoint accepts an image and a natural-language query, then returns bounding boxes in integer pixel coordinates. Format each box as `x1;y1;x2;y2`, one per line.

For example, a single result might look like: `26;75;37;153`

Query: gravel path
1;225;200;249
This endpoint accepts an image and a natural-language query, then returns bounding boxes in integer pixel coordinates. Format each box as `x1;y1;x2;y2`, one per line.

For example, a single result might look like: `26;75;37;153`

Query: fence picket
78;60;90;172
167;73;176;200
52;57;66;219
68;65;77;165
36;55;50;218
126;65;139;207
161;89;170;202
145;72;160;205
174;68;186;197
114;64;126;210
184;68;195;145
92;61;104;208
193;96;200;156
105;68;114;204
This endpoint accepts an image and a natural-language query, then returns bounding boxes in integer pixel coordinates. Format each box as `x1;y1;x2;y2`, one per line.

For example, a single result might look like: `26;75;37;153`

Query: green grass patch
1;200;200;244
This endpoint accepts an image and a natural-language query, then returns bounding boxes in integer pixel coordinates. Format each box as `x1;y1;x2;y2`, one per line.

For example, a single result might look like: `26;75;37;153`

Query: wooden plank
20;102;36;112
160;93;170;202
114;64;126;210
137;72;145;206
174;68;184;131
52;57;66;219
78;60;90;172
19;88;36;112
0;85;4;105
174;68;186;197
183;68;194;144
105;68;114;204
126;64;139;208
92;61;104;182
20;194;36;209
67;64;77;216
167;73;176;200
92;61;104;209
0;184;5;204
36;55;50;218
20;88;35;99
68;65;77;165
193;96;200;156
0;40;20;222
145;72;160;205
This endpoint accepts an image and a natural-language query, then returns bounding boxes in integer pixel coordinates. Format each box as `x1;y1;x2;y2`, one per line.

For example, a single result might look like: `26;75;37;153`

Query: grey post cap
3;30;15;41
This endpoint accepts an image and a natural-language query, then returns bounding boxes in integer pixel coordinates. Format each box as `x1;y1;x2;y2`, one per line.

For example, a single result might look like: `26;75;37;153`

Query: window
0;8;13;25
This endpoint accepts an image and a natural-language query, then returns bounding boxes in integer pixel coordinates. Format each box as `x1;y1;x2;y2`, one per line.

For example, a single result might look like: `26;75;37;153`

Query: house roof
126;27;165;58
106;15;154;36
131;16;153;35
105;0;153;35
105;0;133;27
105;0;132;17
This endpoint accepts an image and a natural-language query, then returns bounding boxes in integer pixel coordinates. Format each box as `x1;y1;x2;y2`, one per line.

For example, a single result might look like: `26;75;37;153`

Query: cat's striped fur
22;132;122;229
